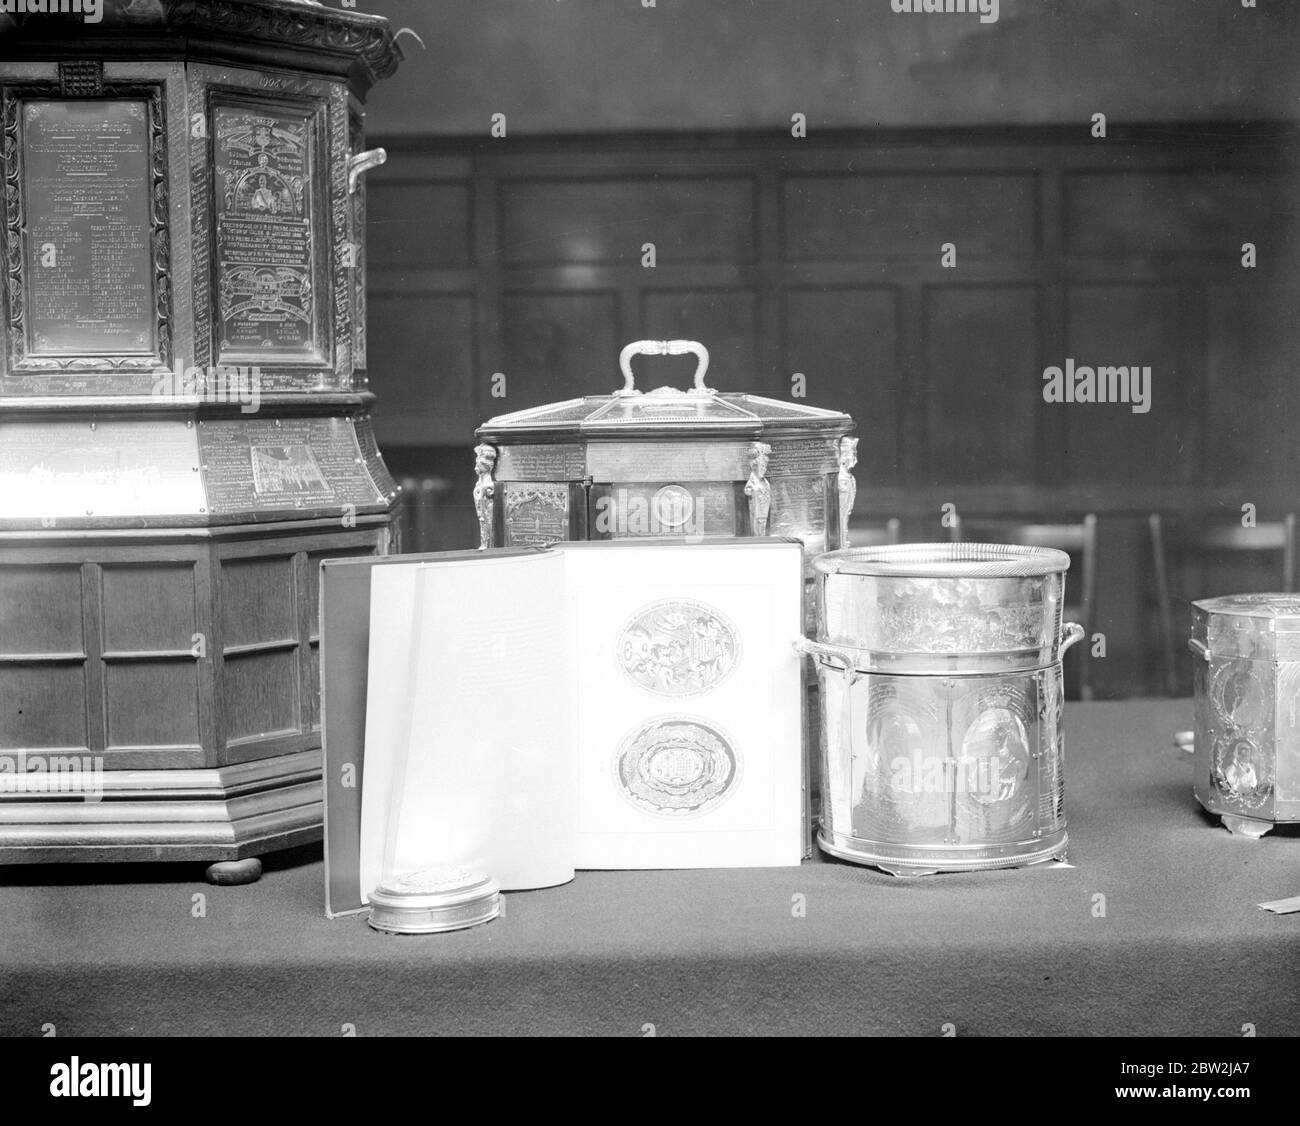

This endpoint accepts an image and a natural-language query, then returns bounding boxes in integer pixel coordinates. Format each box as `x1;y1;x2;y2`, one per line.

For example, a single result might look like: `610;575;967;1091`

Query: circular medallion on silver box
651;484;696;530
614;716;741;818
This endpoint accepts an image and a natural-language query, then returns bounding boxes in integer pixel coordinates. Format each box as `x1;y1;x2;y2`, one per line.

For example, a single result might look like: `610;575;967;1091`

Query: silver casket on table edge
1188;593;1300;837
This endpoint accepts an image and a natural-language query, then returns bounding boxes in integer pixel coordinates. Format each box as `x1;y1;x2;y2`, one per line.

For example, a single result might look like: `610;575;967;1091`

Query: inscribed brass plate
22;100;154;358
495;443;586;482
0;420;203;519
768;437;839;477
502;482;569;547
213;102;321;363
199;417;383;515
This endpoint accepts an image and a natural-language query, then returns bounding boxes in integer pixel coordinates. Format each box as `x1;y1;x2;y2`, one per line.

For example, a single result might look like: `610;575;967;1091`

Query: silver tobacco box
472;340;856;557
1189;593;1300;837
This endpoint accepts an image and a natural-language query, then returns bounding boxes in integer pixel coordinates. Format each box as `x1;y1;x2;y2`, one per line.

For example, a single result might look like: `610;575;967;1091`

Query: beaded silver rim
814;542;1071;579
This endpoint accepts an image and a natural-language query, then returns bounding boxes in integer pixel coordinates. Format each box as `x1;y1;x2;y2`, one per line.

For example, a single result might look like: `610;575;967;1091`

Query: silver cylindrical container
801;544;1084;875
1186;593;1300;837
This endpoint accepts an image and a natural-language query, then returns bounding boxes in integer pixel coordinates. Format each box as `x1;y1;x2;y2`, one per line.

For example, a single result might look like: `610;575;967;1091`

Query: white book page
358;563;422;905
560;542;804;869
361;552;574;895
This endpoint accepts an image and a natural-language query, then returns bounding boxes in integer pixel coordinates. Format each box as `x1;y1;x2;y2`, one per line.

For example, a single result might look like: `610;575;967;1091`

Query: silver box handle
617;340;711;396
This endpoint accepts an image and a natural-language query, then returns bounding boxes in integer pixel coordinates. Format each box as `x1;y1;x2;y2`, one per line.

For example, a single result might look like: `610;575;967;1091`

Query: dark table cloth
2;700;1298;1036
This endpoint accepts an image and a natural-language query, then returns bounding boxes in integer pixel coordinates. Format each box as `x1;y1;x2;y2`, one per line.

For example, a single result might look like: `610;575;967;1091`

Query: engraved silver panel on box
495;443;586;482
587;441;749;485
769;474;829;555
590;481;736;539
502;481;569;547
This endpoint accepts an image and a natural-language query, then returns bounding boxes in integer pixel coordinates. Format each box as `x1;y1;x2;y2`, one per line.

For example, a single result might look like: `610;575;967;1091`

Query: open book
356;539;805;900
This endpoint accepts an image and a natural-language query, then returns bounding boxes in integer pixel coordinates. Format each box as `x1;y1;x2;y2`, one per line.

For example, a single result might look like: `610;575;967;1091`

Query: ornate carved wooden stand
0;1;406;882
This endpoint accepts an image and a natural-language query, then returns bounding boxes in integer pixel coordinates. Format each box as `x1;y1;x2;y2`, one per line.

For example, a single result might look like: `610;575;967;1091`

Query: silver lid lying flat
367;867;501;935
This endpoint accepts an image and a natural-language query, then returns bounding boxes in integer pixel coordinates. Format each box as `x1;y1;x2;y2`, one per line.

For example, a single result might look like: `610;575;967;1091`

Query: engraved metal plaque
0;419;203;519
502;482;569;547
768;437;839;477
198;417;383;515
769;475;829;553
22;99;155;358
587;441;747;484
495;443;586;482
213;100;324;364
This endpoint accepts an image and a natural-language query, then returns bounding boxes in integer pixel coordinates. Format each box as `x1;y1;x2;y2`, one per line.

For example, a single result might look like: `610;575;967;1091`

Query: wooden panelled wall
365;126;1300;698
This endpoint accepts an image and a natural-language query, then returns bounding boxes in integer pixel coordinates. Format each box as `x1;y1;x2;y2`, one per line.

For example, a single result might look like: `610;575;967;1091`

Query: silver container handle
796;622;1088;676
1059;622;1085;660
617;340;712;396
1187;638;1211;662
793;636;859;670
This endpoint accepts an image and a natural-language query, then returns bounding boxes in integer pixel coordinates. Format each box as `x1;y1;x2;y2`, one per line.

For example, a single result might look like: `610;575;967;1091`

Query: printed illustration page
559;542;804;868
361;552;574;895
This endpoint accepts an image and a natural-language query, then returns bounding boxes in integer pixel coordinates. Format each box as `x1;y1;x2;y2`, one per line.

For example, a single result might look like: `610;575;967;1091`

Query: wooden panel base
0;749;322;864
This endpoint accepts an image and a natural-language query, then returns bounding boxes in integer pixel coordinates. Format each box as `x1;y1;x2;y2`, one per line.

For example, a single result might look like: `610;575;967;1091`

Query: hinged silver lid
1192;593;1300;661
477;339;853;443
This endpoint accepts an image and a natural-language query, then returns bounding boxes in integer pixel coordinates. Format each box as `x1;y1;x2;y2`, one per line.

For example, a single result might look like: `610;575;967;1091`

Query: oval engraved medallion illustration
614;717;741;818
616;598;740;697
